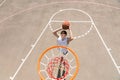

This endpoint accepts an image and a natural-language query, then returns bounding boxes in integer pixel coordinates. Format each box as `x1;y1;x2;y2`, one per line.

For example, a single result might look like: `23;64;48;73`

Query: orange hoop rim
37;46;80;80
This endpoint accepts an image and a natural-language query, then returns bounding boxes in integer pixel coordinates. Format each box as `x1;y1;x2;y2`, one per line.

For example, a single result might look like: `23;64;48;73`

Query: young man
52;27;74;55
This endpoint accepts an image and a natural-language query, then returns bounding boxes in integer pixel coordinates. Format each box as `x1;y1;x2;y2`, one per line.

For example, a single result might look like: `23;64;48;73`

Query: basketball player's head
60;30;67;38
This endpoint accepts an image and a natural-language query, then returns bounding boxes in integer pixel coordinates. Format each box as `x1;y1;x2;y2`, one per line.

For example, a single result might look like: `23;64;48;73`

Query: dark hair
61;30;67;35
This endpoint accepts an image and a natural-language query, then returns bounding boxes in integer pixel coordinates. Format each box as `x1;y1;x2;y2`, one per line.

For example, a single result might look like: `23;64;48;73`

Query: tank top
57;36;68;53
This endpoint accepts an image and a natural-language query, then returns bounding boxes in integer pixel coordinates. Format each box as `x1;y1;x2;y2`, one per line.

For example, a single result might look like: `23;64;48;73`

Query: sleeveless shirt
57;36;68;53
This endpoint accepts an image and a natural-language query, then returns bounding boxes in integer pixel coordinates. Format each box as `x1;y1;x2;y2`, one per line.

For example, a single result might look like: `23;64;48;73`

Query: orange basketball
62;21;70;29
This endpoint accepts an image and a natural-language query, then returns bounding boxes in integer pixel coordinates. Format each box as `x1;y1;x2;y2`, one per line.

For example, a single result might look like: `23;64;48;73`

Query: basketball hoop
37;46;80;80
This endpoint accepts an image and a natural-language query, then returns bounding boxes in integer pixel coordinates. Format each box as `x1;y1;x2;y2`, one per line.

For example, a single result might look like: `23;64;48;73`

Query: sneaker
63;51;68;55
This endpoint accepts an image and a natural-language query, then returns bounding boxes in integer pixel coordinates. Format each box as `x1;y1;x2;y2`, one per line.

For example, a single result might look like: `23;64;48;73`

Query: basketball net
37;46;80;80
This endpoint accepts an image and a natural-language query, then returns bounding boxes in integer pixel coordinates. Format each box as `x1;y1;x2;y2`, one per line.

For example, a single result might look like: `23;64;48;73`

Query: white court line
0;0;6;7
49;8;94;40
50;20;93;39
9;18;52;80
10;8;120;80
118;66;120;68
51;20;92;23
49;8;120;75
91;19;120;75
10;24;48;79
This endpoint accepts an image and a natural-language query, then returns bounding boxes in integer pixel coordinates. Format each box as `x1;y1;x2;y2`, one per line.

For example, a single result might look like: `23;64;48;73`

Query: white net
38;46;79;80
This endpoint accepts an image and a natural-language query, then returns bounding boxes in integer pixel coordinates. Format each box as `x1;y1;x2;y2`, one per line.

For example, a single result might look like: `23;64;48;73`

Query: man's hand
53;27;62;38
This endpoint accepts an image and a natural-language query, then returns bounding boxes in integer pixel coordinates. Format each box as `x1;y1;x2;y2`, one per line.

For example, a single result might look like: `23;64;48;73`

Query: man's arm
53;27;62;38
68;28;74;42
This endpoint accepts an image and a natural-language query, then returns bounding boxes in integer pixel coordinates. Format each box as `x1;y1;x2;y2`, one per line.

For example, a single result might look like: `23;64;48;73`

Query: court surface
0;0;120;80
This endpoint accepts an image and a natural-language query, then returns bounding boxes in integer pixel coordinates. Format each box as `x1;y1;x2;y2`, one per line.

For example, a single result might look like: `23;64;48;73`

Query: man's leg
62;68;66;80
57;67;61;78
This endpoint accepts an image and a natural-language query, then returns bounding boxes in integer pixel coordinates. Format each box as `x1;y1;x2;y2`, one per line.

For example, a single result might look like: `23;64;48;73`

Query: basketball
62;21;70;30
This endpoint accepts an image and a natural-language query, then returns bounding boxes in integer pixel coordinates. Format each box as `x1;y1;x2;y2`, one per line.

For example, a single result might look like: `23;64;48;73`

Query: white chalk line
51;20;92;23
9;19;52;80
118;66;120;68
49;20;93;39
50;20;93;39
0;0;6;7
91;19;120;75
49;8;94;40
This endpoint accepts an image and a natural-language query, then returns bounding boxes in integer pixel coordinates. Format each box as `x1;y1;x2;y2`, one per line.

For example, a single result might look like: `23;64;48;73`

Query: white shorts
59;48;68;55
